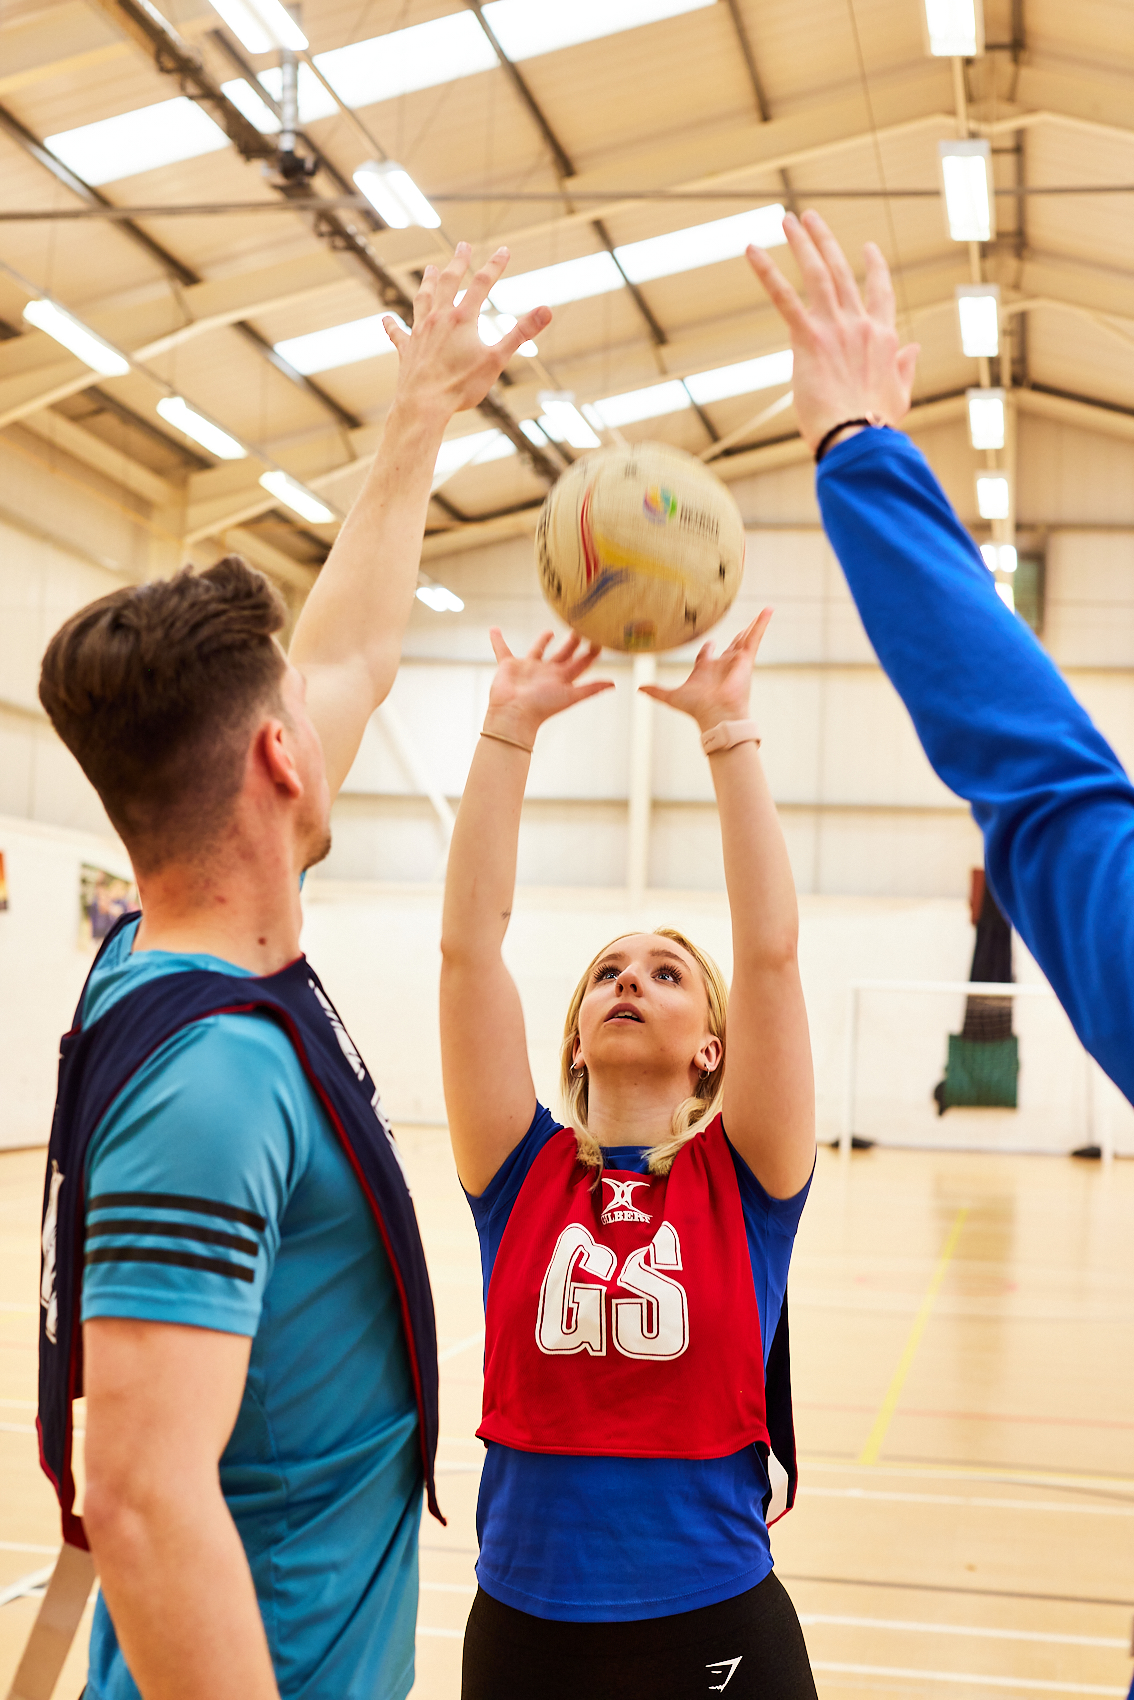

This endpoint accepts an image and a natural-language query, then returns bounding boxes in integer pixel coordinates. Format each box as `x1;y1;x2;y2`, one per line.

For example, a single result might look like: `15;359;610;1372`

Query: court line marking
438;1329;485;1364
859;1206;970;1465
798;1615;1128;1649
0;1543;58;1555
802;1486;1134;1517
809;1662;1125;1695
416;1626;465;1640
780;1572;1134;1610
0;1565;54;1608
0;1423;35;1435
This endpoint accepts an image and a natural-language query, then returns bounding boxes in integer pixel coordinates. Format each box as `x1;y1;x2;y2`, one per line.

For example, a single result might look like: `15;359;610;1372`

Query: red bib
478;1115;770;1460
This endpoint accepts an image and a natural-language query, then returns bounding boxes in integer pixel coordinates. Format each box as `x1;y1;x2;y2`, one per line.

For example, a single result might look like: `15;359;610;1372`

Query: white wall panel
1046;532;1134;669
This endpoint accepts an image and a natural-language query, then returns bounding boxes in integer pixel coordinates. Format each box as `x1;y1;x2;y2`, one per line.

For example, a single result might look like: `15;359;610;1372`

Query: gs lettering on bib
478;1116;771;1461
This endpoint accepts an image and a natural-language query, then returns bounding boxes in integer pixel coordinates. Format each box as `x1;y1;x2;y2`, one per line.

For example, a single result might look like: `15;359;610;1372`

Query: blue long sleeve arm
816;427;1134;1103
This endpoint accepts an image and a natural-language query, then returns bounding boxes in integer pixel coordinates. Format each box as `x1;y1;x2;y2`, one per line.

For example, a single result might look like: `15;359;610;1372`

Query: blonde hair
560;927;728;1176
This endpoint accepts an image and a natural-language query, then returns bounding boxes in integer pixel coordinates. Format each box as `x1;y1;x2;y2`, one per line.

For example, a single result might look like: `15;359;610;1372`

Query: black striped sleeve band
85;1219;258;1257
84;1246;256;1283
87;1191;266;1231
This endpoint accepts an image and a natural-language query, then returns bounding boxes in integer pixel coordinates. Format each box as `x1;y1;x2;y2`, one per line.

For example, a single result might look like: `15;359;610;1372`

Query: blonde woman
441;614;817;1700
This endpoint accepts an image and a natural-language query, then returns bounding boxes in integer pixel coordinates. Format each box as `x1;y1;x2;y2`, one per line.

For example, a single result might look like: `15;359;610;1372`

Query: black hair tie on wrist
814;416;879;464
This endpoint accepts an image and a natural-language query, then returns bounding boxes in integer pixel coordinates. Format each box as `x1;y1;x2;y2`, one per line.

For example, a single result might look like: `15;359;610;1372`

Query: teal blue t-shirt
81;920;421;1700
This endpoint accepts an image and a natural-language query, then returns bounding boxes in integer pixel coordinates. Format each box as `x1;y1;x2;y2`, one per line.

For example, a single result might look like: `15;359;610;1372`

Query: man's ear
257;718;303;799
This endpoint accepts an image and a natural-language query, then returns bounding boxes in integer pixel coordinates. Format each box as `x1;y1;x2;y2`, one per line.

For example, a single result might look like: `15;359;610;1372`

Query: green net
940;1033;1019;1109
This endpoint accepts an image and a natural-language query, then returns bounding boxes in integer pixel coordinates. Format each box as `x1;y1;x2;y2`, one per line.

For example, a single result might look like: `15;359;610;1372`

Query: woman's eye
656;966;680;984
594;965;617;981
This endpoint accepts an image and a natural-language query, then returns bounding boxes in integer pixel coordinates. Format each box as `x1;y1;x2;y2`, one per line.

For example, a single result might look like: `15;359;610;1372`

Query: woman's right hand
482;628;613;748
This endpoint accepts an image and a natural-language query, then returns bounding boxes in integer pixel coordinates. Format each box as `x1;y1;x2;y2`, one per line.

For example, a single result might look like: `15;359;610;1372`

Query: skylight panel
482;0;715;60
434;429;516;483
221;78;281;133
684;349;793;404
274;313;405;375
589;380;691;428
489;252;625;315
45;98;228;186
314;11;497;111
615;206;786;285
256;63;337;124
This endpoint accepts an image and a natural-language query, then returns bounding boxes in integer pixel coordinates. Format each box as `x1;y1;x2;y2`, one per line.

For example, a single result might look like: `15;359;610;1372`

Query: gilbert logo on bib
478;1116;798;1520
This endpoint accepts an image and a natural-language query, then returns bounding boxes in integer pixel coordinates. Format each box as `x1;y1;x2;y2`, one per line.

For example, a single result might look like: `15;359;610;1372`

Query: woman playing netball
441;610;817;1700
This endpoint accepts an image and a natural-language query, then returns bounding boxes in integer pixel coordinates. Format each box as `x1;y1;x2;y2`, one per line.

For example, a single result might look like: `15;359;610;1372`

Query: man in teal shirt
36;248;549;1700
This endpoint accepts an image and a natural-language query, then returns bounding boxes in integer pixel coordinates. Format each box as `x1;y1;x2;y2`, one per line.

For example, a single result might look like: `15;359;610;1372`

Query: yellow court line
858;1206;969;1466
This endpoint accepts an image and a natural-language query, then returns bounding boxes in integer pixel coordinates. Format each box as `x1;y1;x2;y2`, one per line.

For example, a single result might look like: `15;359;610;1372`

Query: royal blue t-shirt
80;919;421;1700
466;1105;810;1622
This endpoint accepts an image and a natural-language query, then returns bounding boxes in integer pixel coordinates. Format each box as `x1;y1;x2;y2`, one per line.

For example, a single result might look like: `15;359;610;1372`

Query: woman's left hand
639;609;773;731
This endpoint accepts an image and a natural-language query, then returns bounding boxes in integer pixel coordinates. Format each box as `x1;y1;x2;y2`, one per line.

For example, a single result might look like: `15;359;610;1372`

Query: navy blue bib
39;912;442;1546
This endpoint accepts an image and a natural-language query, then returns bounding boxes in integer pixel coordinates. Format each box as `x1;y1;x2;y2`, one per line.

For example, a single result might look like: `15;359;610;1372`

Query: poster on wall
0;850;8;911
79;863;139;950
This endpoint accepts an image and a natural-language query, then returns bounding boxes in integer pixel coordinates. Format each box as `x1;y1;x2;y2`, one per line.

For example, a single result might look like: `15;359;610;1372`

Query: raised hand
483;629;614;748
746;210;919;454
640;610;773;732
383;242;551;421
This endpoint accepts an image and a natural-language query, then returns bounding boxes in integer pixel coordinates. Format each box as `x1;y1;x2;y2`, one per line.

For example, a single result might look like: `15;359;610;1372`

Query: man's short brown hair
40;556;288;868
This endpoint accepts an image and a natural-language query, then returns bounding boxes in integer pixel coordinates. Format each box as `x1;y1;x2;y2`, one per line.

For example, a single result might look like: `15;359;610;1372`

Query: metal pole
627;655;656;911
840;984;858;1156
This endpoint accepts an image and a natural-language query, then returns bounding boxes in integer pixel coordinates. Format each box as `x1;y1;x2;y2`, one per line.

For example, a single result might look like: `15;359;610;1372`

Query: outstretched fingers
434;242;472;311
528;630;556;661
489;627;515;663
459;246;510;321
382;314;410;353
746;244;810;337
499;304;551;364
781;212;842;319
863;241;897;329
801;210;864;315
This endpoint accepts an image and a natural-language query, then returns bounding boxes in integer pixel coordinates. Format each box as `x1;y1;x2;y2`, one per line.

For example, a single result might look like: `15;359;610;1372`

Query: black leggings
461;1571;817;1700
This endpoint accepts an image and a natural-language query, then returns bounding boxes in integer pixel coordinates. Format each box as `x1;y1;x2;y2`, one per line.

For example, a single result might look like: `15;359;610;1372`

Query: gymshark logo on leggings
706;1657;742;1692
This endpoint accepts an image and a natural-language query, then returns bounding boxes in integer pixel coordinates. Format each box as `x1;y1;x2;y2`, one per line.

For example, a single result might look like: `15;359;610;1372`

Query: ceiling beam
17;410;176;505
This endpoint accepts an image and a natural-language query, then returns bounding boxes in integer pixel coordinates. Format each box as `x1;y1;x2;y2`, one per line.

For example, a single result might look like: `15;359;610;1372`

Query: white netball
535;441;746;652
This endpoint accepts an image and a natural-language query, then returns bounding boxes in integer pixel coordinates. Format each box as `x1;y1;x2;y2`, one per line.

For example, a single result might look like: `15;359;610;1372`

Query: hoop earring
571;1059;586;1075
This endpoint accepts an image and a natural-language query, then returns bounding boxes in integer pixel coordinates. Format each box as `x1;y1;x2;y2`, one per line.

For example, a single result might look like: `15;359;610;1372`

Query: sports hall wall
2;412;1133;1153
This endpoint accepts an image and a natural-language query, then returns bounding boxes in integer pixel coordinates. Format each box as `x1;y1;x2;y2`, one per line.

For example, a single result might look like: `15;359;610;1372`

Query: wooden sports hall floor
2;1136;1132;1699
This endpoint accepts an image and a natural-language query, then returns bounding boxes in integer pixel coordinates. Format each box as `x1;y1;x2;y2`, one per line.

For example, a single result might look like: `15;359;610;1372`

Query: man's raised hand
746;210;919;454
383;243;550;422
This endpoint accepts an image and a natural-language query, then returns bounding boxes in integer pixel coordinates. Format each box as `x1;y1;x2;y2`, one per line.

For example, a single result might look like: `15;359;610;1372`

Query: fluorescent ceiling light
482;0;714;60
274;313;405;375
939;140;995;242
156;396;246;459
616;206;786;284
260;470;336;523
221;78;281;133
539;393;602;450
976;474;1010;520
23;298;130;376
967;387;1005;451
980;542;1016;573
434;429;516;485
685;349;793;404
353;160;440;229
923;0;983;56
315;12;496;110
208;0;306;53
956;284;1000;357
589;380;691;428
45;98;228;187
416;578;464;613
995;581;1015;611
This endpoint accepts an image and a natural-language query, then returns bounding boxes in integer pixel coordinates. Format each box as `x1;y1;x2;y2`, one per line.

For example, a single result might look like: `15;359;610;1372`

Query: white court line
0;1423;35;1436
0;1565;54;1608
416;1626;465;1640
799;1616;1128;1649
803;1486;1134;1517
434;1463;482;1474
0;1399;36;1409
0;1543;58;1555
438;1329;485;1364
810;1663;1125;1695
421;1581;476;1595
